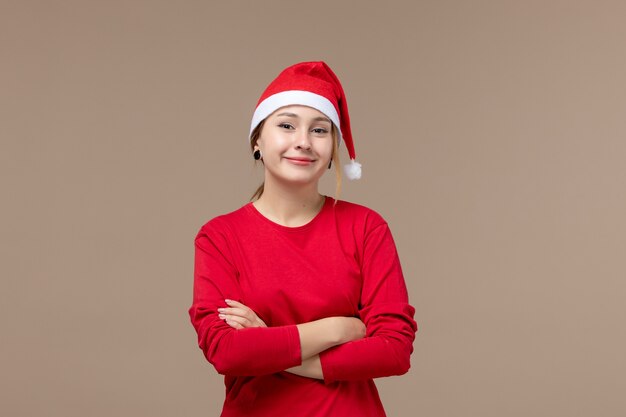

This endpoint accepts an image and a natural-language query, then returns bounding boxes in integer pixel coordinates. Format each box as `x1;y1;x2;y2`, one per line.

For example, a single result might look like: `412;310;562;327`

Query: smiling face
254;105;335;188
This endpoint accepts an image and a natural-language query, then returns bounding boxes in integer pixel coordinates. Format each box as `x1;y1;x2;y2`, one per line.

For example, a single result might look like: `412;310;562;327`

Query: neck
253;179;325;227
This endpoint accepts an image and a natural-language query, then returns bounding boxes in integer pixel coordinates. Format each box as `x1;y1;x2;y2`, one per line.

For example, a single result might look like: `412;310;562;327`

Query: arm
285;356;323;379
211;219;416;382
190;226;365;377
218;300;365;379
318;222;418;383
289;316;365;378
189;226;301;376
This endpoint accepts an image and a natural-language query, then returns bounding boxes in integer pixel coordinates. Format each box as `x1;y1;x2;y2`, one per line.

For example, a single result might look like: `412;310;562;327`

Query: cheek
263;145;283;160
259;133;289;151
316;141;334;158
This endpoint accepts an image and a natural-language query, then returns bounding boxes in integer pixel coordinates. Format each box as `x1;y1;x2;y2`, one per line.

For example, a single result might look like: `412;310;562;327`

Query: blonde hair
250;122;342;201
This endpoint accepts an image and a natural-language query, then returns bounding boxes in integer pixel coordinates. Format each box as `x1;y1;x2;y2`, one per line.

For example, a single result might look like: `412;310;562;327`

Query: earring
253;149;262;160
328;159;332;169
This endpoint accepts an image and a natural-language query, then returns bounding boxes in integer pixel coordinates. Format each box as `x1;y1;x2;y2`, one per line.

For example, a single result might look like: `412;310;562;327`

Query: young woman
189;61;417;417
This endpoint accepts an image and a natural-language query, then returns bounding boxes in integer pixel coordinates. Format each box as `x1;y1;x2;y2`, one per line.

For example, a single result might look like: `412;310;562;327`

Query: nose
294;130;312;151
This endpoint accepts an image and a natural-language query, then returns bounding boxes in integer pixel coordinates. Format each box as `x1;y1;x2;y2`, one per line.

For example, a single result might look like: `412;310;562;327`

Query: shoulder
196;204;252;240
329;199;399;261
330;198;388;232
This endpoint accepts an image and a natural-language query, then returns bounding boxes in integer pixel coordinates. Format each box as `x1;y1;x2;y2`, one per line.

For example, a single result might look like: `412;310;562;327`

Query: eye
278;123;295;130
311;127;329;134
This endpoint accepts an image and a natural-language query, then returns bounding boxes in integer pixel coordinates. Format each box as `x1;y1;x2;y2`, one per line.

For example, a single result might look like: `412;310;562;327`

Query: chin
271;169;325;186
283;175;321;186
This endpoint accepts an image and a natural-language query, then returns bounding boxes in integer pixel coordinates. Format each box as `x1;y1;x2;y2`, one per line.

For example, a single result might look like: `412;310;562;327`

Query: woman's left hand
217;299;267;329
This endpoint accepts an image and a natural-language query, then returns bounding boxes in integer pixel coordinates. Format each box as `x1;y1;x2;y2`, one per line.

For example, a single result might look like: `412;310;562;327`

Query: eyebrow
275;112;331;123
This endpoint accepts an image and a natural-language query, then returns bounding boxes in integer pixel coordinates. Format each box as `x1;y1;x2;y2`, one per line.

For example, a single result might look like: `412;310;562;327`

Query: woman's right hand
217;299;267;329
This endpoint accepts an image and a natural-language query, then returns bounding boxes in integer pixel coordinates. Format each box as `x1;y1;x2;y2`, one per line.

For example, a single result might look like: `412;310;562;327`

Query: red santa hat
249;61;362;180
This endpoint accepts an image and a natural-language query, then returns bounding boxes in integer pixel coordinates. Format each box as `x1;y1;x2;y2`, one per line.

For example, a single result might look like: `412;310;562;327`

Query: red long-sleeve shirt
189;197;417;416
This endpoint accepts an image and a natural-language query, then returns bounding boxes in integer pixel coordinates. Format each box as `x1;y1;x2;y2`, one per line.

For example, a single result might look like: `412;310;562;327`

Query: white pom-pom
343;159;362;180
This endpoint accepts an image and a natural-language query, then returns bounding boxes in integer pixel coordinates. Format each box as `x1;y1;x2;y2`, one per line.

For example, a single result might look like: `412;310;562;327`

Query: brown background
2;1;625;416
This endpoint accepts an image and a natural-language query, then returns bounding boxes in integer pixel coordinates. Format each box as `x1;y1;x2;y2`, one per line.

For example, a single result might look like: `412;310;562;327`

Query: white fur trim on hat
344;159;362;180
249;90;342;142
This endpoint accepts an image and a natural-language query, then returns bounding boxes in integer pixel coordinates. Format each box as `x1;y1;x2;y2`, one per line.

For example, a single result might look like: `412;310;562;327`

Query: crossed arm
217;299;366;379
192;219;417;382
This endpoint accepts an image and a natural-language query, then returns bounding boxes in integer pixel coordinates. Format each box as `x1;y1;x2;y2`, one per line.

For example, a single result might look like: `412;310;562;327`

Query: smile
284;157;316;166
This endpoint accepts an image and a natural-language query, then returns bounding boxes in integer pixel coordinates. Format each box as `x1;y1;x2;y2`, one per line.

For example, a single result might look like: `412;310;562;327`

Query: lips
284;156;316;166
284;157;315;162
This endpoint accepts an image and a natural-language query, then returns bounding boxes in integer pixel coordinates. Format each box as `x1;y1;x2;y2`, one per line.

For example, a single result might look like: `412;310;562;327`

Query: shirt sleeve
188;221;302;376
319;221;418;383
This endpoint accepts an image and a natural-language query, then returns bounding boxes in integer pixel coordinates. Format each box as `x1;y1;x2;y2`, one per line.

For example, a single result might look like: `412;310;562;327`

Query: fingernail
218;314;225;319
225;299;233;304
217;308;225;312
